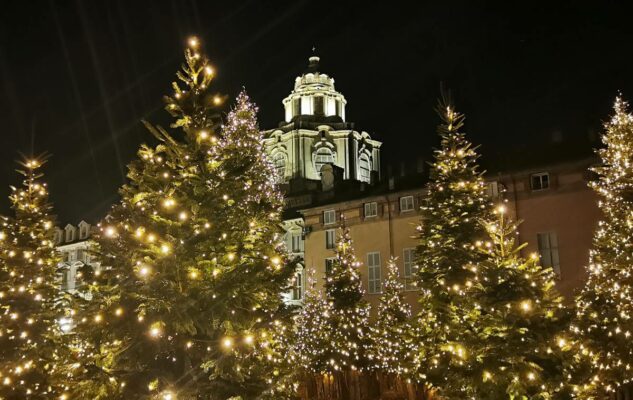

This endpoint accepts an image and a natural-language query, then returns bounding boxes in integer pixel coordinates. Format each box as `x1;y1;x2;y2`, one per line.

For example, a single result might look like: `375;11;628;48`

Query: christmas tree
292;269;332;373
323;227;371;373
66;39;294;399
413;98;490;391
369;257;415;376
0;156;67;399
572;97;633;398
464;204;570;399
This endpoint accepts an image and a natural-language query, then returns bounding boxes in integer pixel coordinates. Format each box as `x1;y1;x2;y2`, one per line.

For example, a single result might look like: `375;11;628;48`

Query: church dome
282;56;347;123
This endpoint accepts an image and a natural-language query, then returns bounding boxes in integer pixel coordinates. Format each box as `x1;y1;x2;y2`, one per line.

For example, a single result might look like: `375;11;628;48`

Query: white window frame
530;172;550;191
403;248;417;291
314;148;334;174
364;202;378;218
291;232;303;253
537;232;560;276
359;153;371;183
291;267;305;301
323;209;336;225
367;252;382;294
325;229;336;250
400;196;415;212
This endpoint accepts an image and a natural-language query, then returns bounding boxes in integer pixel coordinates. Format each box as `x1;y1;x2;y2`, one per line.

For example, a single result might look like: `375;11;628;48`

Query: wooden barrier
297;371;432;400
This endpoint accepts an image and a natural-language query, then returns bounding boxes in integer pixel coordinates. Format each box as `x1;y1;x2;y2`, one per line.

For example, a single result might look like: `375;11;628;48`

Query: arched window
359;153;371;183
273;153;286;182
314;147;334;173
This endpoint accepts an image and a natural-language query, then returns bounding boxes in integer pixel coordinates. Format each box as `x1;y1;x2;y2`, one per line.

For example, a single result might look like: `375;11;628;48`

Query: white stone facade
263;56;382;184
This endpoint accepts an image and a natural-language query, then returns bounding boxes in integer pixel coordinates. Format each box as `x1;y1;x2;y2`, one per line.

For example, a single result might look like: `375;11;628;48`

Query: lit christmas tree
292;269;332;373
65;38;295;399
323;227;371;373
369;257;416;377
413;98;490;391
571;97;633;398
464;205;570;399
0;157;67;399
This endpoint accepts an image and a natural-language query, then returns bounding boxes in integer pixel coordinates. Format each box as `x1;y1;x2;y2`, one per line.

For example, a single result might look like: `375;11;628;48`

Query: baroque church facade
263;56;382;185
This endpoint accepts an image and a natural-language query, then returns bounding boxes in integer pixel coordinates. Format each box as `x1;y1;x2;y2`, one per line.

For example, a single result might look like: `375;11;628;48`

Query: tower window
314;96;324;115
314;148;334;173
292;98;301;116
273;153;286;182
359;153;371;183
335;100;341;116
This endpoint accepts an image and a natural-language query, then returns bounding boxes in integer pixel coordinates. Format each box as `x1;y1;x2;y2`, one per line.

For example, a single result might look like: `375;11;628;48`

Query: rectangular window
292;98;301;116
76;249;85;263
291;233;303;252
291;270;304;301
325;229;336;250
364;202;378;218
314;96;324;115
367;252;382;294
531;172;550;191
335;100;341;116
325;257;335;276
403;248;416;291
400;196;415;212
323;209;336;225
537;232;560;276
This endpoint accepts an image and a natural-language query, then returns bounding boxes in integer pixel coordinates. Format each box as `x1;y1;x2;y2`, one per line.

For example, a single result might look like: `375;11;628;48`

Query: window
291;233;303;253
531;172;550;191
65;228;74;242
359;153;371;183
537;232;560;276
292;98;301;116
364;202;378;218
325;229;336;250
291;268;304;301
273;153;286;182
400;196;415;212
61;269;70;292
335;100;341;116
403;248;416;291
314;148;334;173
323;209;336;225
314;96;324;115
367;252;382;294
76;249;85;263
325;257;335;276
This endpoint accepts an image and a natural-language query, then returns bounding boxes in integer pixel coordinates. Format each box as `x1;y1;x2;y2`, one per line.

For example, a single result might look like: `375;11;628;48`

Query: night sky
1;1;632;224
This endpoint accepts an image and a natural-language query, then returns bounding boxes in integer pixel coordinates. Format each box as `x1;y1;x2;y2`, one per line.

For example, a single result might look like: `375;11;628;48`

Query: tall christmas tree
369;257;416;376
413;98;490;391
66;39;294;399
463;205;570;399
323;227;371;373
0;157;67;399
572;97;633;398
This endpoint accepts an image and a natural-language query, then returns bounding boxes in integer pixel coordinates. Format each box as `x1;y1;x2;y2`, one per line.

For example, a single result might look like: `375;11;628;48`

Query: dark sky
1;1;632;224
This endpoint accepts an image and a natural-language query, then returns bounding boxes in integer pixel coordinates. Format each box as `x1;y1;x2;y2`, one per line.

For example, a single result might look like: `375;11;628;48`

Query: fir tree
292;269;333;373
464;205;570;399
572;97;633;398
369;257;416;376
323;227;371;373
413;98;490;391
66;39;294;400
0;157;67;399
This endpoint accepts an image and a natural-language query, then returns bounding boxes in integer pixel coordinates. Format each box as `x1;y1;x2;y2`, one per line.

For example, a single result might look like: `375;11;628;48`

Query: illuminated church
263;55;382;185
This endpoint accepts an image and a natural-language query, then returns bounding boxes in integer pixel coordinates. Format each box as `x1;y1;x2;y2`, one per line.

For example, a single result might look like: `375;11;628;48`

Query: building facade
263;56;382;185
294;158;600;311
